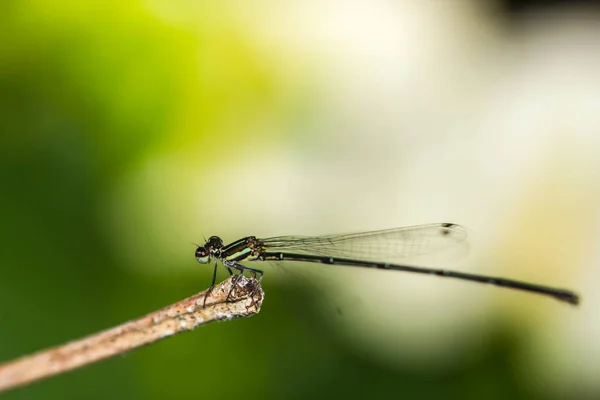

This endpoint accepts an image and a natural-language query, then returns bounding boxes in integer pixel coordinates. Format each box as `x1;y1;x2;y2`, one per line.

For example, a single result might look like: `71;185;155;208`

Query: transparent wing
260;223;468;262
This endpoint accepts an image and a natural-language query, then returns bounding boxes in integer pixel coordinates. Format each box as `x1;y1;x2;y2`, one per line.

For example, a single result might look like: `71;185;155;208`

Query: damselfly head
195;246;211;264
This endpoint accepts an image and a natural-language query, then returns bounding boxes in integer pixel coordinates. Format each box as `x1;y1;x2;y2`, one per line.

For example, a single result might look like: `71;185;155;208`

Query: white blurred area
110;0;600;396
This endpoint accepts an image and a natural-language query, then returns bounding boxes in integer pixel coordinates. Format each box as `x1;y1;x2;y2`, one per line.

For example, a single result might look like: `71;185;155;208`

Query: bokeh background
1;1;599;399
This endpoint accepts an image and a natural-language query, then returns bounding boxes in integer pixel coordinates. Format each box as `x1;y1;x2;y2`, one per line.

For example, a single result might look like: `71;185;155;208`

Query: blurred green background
1;1;599;399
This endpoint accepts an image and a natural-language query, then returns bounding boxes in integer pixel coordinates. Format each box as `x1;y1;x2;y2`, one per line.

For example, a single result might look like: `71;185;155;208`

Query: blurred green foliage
0;2;577;399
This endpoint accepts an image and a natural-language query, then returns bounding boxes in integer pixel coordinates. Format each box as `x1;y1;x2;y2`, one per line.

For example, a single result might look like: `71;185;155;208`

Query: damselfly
195;223;579;305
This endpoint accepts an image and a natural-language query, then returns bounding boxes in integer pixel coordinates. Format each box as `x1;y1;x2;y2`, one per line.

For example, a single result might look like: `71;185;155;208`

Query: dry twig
0;275;263;393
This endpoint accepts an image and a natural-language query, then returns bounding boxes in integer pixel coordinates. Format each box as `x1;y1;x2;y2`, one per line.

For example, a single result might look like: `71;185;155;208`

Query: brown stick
0;275;263;393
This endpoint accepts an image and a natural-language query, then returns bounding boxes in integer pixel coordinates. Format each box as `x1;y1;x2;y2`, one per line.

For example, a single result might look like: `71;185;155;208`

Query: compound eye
207;236;224;248
195;247;210;264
